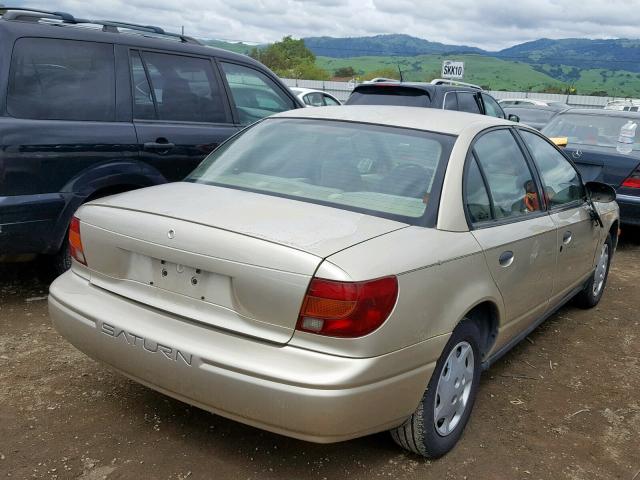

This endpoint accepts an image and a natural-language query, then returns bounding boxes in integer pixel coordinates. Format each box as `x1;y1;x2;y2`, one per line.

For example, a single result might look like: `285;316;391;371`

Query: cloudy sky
11;0;640;50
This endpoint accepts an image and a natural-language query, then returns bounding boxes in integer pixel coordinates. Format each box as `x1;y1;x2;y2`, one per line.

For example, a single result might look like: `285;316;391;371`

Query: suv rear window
7;38;115;121
188;118;455;225
346;86;431;107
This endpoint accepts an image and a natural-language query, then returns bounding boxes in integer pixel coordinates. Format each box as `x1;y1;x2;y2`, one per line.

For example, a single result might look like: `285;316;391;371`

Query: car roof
352;82;479;94
0;16;263;68
560;108;640;118
272;105;514;135
290;87;327;95
503;104;566;112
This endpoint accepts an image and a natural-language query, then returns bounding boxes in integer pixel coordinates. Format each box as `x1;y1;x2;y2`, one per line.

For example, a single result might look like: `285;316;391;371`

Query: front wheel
574;233;612;309
390;320;481;458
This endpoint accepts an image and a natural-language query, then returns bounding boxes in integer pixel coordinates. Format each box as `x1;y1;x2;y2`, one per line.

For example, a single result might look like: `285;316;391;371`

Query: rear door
129;49;237;181
518;129;600;302
464;128;557;347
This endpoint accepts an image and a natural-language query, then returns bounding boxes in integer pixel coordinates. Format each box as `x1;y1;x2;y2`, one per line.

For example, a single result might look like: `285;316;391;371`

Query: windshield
507;108;556;124
346;87;431;107
542;113;640;149
187;118;455;224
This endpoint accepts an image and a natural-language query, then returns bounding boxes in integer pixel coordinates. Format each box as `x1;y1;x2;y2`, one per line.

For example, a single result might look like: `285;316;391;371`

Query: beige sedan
49;106;619;458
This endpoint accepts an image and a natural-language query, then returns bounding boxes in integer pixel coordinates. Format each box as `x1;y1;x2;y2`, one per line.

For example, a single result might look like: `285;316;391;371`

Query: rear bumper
0;193;72;255
49;271;444;443
617;194;640;226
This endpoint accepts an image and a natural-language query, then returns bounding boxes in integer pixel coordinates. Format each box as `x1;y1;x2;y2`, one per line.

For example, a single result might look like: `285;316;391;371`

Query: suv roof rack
0;7;202;45
430;78;483;90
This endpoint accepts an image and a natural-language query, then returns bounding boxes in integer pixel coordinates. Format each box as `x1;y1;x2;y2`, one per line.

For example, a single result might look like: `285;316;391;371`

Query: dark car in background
541;108;640;226
0;8;301;273
502;104;566;130
345;79;517;120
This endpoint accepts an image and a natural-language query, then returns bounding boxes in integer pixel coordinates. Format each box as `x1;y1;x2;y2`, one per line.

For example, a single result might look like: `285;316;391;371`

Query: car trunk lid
77;182;407;344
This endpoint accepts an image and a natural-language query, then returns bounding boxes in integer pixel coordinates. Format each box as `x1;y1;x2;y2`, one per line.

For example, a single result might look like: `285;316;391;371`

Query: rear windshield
542;113;640;150
346;86;431;107
187;118;455;225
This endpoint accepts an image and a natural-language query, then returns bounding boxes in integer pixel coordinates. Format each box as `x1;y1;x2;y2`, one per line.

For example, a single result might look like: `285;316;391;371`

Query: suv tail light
69;216;87;265
622;164;640;189
296;276;398;338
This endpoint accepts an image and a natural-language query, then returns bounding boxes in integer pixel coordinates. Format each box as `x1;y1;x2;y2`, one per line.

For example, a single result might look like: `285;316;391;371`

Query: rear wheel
390;320;481;458
574;233;612;309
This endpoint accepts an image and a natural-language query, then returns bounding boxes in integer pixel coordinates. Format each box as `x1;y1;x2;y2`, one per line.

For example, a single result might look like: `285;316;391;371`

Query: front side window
304;92;325;107
520;130;585;208
220;63;295;125
139;52;228;123
457;92;481;114
323;94;340;106
8;38;115;121
482;94;505;118
188;118;455;224
473;129;541;220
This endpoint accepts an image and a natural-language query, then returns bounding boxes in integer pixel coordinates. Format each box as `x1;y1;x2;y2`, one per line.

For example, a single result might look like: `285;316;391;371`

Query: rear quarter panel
290;227;504;359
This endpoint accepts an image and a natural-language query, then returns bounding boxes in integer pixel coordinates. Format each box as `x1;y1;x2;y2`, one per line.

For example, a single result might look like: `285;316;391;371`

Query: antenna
397;64;404;83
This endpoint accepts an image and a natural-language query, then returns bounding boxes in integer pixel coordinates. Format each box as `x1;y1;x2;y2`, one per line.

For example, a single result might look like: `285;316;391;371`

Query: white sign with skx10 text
442;61;464;79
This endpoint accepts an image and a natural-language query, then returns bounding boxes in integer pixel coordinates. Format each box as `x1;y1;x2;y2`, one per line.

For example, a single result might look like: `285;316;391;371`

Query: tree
250;36;329;80
334;66;356;77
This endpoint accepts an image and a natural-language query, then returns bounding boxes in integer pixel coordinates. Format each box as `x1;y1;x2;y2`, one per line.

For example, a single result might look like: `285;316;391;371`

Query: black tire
390;320;482;458
39;237;72;283
574;233;613;309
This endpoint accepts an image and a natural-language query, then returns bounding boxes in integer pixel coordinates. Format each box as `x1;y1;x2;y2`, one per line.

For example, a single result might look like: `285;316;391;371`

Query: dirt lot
1;233;639;480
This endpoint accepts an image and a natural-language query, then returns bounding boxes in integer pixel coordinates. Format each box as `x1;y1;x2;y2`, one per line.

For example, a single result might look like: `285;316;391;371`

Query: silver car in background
290;87;342;107
49;106;619;458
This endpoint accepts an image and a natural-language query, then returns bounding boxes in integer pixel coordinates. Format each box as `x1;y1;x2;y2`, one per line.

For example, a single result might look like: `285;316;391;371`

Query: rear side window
346;87;430;107
473;129;541;220
8;38;115;121
323;94;340;106
220;62;295;125
464;156;492;223
457;92;481;114
136;52;228;123
443;92;458;110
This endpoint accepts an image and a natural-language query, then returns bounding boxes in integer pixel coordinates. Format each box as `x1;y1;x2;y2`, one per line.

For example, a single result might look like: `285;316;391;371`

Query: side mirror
507;114;520;122
549;136;568;148
586;181;616;203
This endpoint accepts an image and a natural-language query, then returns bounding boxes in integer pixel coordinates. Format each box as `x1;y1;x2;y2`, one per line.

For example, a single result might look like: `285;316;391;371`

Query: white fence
281;78;636;107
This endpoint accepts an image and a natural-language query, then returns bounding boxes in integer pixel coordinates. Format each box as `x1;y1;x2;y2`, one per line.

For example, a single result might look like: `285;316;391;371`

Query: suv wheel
390;320;481;458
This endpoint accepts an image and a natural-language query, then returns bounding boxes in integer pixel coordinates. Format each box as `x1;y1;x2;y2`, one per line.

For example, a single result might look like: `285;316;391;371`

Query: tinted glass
142;52;227;123
188;118;455;224
8;38;115;121
346;87;430;107
323;94;340;106
504;108;556;126
131;51;155;119
465;157;492;223
520;131;585;207
443;92;458;110
482;94;504;118
542;113;640;149
221;63;295;125
457;92;481;114
474;129;540;219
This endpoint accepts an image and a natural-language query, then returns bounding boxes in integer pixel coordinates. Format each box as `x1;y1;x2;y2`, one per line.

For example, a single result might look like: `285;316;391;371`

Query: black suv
346;79;517;120
0;8;301;272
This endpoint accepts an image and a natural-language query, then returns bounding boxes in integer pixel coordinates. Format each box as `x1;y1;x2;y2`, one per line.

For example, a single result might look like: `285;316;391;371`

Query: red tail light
622;165;640;188
296;276;398;338
68;216;87;265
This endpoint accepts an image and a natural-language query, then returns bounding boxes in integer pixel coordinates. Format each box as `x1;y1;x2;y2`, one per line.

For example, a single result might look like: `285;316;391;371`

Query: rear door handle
498;251;514;267
563;231;572;244
144;139;175;151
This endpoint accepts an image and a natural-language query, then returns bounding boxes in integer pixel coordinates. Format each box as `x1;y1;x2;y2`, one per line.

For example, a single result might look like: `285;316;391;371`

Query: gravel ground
1;232;639;480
